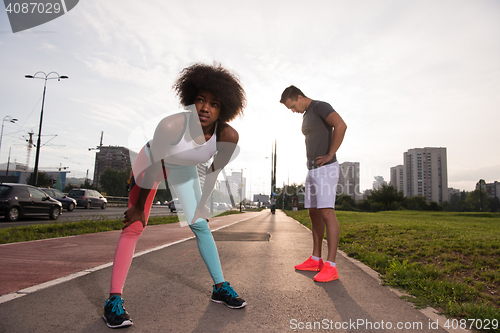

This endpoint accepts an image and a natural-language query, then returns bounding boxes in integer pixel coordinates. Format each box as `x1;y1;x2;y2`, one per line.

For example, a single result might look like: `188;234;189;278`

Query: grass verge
285;209;500;332
0;209;245;245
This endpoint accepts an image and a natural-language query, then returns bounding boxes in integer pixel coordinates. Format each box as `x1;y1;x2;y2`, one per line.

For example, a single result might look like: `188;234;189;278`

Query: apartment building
93;146;135;188
337;161;362;201
403;147;448;203
390;164;404;193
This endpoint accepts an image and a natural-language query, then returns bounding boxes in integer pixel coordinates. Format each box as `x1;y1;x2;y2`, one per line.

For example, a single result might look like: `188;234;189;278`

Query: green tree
81;178;96;190
368;184;404;210
428;201;443;211
100;167;131;197
489;197;500;212
401;196;429;210
336;194;356;211
356;199;372;212
445;191;471;211
456;199;473;212
26;171;55;187
64;183;78;192
466;189;490;212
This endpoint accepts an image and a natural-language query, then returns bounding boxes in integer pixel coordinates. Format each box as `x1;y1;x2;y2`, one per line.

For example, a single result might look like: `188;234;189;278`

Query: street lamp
0;115;18;161
477;179;485;212
25;71;68;186
239;168;245;212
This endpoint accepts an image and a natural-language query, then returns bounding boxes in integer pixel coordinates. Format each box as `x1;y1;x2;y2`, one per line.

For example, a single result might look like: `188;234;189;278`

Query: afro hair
173;63;246;123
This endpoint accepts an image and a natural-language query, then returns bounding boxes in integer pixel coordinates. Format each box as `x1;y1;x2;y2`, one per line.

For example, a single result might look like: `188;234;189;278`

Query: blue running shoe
103;295;133;328
211;281;247;309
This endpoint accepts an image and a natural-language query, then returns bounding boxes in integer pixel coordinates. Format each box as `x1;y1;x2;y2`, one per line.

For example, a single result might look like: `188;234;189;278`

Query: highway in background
0;205;175;229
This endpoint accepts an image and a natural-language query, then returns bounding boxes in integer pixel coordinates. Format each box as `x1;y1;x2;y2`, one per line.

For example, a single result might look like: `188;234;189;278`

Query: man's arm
315;112;347;167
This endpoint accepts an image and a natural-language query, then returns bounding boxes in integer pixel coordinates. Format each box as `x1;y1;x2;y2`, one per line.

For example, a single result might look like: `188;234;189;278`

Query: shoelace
222;283;239;298
109;297;125;316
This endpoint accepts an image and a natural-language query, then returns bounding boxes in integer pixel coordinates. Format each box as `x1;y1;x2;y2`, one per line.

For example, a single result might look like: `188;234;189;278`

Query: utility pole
4;148;11;183
271;140;277;195
25;131;34;182
270;140;277;214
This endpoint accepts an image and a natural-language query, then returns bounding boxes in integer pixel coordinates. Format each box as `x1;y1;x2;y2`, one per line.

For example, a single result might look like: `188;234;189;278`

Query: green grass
285;210;500;332
0;209;244;245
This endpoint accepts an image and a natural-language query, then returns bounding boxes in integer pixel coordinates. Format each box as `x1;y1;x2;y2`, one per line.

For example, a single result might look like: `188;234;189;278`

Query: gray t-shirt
302;100;337;170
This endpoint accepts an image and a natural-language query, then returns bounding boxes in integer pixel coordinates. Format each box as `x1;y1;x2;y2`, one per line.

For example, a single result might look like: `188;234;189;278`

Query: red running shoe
294;256;324;271
313;262;339;282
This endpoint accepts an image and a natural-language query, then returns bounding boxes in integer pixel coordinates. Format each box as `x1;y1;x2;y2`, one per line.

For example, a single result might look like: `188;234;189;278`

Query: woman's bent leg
109;169;159;294
109;222;145;294
168;165;224;284
189;220;224;284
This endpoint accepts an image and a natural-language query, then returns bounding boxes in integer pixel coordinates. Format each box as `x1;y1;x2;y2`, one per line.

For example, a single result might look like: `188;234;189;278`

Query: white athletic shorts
305;161;339;209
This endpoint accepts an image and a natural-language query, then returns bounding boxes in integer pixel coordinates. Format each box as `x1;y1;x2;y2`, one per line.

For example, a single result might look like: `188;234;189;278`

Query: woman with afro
103;63;247;329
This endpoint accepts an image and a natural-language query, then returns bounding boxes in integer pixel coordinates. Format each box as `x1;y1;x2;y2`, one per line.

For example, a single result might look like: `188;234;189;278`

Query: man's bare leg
308;208;325;258
319;208;339;263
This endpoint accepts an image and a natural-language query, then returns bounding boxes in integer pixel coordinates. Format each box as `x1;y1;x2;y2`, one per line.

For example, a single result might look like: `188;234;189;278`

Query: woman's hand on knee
191;205;209;225
123;205;146;229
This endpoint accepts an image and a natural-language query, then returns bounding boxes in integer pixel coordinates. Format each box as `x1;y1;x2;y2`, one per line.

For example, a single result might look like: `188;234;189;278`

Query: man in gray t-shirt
302;100;338;170
280;85;347;283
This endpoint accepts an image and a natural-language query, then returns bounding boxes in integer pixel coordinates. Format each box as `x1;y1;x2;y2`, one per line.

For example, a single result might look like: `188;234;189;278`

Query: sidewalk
0;210;461;332
0;211;262;299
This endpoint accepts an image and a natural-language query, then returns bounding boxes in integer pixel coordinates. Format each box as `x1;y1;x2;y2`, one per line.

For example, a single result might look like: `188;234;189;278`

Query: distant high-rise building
226;171;247;201
218;178;239;206
390;165;404;192
373;176;387;190
403;147;448;203
338;161;361;201
93;146;136;188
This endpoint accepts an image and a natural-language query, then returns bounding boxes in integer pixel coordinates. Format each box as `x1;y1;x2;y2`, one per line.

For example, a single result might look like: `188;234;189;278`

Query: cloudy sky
1;0;499;198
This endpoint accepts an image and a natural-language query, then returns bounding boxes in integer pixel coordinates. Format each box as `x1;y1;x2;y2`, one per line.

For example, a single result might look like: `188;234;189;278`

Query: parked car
167;199;183;213
67;189;107;209
168;200;176;212
41;188;77;212
0;183;62;222
216;202;230;210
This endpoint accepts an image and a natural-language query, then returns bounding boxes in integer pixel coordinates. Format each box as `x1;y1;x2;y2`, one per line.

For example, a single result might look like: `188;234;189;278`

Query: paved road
0;210;460;333
0;205;175;229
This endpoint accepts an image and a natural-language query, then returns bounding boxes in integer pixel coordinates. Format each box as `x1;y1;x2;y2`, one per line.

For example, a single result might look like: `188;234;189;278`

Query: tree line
338;184;499;213
274;183;499;213
33;170;499;213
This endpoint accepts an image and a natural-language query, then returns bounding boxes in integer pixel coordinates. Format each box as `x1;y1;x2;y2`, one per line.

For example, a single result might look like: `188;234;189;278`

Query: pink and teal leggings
109;147;224;294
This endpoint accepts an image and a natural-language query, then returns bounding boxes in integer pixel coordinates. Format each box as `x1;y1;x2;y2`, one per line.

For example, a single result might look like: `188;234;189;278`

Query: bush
401;196;429;210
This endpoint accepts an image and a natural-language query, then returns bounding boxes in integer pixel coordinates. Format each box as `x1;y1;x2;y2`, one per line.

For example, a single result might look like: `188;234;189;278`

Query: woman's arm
123;113;185;229
191;124;239;224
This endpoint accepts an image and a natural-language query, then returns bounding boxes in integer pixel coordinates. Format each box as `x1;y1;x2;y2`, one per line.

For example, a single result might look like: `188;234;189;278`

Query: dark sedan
40;188;77;212
0;183;62;222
